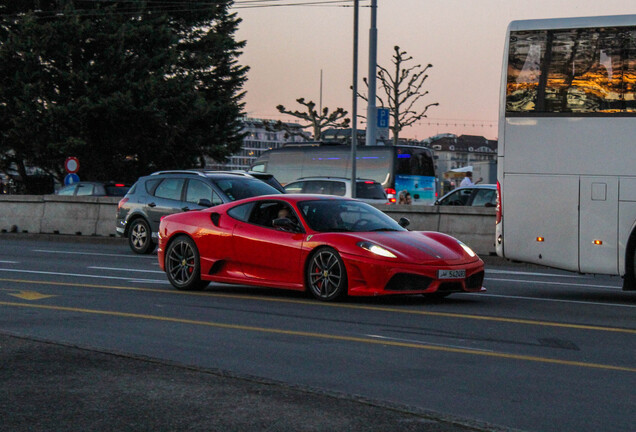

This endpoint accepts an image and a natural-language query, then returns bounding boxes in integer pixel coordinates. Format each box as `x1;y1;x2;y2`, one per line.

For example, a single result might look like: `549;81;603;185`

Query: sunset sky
232;0;636;141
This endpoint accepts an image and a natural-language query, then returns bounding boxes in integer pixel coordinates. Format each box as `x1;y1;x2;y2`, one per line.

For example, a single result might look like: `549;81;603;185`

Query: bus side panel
618;177;636;276
302;149;350;179
268;151;303;185
579;177;618;274
503;174;580;271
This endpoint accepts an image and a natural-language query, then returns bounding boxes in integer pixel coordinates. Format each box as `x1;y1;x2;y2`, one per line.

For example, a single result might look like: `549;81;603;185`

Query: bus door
579;177;619;274
503;174;580;271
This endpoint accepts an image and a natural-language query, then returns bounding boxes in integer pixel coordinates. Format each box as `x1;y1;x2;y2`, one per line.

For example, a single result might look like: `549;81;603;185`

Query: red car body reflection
158;195;485;301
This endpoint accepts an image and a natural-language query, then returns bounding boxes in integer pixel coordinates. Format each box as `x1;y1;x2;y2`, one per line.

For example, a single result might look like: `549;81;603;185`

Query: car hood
327;231;478;265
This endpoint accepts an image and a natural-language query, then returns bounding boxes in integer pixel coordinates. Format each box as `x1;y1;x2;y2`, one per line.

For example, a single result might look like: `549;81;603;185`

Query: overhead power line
0;1;367;19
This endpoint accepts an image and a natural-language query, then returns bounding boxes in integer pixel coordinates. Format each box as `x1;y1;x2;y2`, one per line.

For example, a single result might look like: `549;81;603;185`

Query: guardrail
0;196;496;254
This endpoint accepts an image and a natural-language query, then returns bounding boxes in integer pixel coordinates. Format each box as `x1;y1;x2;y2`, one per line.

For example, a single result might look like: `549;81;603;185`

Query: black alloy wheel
306;247;347;301
128;218;155;254
165;235;209;291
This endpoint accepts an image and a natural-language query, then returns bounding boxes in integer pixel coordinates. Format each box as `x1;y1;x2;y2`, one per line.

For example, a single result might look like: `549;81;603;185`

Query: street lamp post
365;0;378;147
351;0;359;197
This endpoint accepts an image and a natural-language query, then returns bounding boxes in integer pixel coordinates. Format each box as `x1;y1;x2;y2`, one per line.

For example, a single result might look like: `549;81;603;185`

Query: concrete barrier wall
0;195;120;237
0;196;497;254
380;205;496;255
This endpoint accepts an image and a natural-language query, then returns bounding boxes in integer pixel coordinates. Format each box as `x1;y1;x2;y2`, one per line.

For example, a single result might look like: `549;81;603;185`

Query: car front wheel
165;235;209;291
306;247;347;301
128;218;155;254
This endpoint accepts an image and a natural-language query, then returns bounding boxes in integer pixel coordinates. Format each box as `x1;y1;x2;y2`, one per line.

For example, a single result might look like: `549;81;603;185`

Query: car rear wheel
128;218;155;254
165;236;209;291
306;247;347;301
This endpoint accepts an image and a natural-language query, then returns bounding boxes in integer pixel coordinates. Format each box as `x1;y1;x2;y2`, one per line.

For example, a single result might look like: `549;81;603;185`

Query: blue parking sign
377;108;390;128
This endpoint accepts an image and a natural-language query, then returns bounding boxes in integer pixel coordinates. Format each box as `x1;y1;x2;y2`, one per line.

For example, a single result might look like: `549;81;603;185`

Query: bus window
507;26;636;114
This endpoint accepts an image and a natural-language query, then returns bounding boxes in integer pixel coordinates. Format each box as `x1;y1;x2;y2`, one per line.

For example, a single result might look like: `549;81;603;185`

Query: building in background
206;117;308;171
424;134;498;194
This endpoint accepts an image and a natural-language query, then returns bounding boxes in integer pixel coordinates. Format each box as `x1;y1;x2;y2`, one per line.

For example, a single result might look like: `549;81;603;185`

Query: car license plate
438;269;466;279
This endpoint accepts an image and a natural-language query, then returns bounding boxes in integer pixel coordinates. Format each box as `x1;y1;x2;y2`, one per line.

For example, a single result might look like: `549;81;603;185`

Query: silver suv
283;177;388;205
116;170;282;254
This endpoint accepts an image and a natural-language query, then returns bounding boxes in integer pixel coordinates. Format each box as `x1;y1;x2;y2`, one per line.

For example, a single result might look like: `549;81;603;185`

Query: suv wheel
128;218;155;254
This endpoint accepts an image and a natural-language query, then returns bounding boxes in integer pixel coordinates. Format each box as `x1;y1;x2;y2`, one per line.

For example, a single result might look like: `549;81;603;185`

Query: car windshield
212;177;281;201
298;199;405;233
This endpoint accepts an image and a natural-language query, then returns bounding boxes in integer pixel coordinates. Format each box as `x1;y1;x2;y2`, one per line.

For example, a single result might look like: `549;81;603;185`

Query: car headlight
358;241;397;258
458;240;476;257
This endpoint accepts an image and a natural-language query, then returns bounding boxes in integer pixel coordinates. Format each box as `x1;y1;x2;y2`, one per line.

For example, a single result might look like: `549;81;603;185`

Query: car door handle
148;202;156;208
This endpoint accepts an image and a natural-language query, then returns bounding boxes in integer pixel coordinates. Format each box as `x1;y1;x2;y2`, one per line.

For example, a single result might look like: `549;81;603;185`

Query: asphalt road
0;234;634;432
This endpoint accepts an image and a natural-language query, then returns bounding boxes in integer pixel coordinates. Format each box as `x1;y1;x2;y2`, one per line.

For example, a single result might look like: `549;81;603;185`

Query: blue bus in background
250;143;437;205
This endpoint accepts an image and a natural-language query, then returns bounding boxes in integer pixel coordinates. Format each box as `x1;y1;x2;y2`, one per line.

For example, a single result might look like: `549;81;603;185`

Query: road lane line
1;300;634;373
32;249;156;259
486;269;587;278
88;266;164;274
0;276;634;335
463;292;636;308
0;260;18;264
485;277;621;290
0;268;168;284
366;334;495;352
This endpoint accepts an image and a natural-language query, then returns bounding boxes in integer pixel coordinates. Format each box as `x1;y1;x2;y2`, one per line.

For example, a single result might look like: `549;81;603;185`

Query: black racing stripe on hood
374;232;443;259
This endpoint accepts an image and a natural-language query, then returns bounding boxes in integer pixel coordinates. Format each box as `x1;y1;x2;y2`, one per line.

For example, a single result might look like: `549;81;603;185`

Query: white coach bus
495;14;636;290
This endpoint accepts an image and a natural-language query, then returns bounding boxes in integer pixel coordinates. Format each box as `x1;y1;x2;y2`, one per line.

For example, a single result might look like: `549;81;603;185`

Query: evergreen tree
0;1;248;188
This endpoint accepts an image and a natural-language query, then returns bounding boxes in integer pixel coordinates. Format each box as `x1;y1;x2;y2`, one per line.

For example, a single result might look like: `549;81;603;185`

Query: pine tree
0;1;248;187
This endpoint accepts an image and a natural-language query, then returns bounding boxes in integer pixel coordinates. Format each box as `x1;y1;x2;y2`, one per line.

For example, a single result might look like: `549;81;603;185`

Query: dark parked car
55;181;130;197
435;184;497;207
116;170;282;254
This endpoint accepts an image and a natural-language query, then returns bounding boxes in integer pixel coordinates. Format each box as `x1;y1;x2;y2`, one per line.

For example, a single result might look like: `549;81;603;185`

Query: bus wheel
623;233;636;291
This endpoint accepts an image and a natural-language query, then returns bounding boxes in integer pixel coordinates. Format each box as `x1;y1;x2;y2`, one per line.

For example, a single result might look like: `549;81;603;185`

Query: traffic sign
65;157;80;174
377;108;390;128
64;173;80;185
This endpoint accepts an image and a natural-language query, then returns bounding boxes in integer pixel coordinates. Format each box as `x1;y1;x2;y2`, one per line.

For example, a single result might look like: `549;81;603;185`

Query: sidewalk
0;332;517;432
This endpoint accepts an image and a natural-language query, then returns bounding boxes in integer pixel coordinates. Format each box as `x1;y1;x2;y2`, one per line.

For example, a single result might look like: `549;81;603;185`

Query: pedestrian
460;171;482;188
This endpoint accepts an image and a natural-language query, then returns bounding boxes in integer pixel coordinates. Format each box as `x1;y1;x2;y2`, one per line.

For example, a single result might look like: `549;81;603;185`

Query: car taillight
496;181;502;224
117;198;128;212
115;183;125;187
385;188;396;204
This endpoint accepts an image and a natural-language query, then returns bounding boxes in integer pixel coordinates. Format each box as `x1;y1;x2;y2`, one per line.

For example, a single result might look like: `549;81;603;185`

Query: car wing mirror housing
198;198;212;207
398;217;410;228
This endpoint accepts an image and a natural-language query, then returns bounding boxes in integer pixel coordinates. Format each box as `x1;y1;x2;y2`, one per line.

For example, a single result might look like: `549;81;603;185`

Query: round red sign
65;157;80;174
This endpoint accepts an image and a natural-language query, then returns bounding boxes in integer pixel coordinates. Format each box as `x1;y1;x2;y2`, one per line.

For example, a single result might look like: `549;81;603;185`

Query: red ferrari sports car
158;195;485;301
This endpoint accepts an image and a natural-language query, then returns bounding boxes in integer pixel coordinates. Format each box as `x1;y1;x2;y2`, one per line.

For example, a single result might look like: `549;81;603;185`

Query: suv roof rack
295;176;377;182
150;170;253;178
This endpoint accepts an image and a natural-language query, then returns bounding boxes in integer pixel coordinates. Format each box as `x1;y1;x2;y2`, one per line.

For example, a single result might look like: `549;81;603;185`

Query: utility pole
351;0;359;197
365;0;378;146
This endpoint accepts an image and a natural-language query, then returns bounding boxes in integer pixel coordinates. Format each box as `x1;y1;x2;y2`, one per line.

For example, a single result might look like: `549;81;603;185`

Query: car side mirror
273;217;301;233
198;198;212;207
398;217;410;228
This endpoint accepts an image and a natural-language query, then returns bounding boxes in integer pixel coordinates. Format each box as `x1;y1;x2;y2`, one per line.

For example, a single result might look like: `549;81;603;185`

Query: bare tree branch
357;45;439;145
268;97;350;140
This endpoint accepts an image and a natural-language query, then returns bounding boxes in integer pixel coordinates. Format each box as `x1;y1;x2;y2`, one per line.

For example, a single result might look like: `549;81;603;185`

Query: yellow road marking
8;291;56;300
1;277;635;335
0;300;634;373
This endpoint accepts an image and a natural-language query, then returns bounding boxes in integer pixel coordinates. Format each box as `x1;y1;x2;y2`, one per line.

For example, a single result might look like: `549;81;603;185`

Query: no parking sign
65;157;80;174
